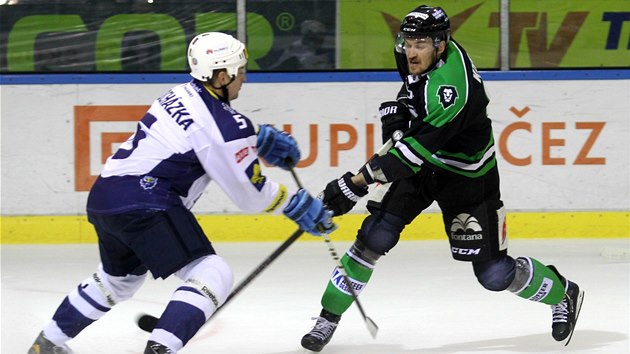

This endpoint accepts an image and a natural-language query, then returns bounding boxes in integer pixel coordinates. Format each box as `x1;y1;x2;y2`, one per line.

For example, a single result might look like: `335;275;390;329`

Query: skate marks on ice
263;330;626;354
408;330;626;353
3;240;629;353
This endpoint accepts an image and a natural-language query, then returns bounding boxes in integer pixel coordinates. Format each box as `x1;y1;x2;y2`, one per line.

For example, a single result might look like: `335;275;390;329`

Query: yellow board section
1;212;628;244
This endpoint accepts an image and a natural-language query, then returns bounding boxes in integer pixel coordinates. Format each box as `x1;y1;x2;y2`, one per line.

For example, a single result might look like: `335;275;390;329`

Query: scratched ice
3;238;629;353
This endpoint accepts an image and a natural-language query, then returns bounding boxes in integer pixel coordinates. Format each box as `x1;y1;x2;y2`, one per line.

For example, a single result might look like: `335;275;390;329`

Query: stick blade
137;313;159;333
365;317;379;338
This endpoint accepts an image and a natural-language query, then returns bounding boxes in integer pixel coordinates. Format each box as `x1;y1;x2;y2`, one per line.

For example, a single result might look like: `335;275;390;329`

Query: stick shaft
217;228;304;313
288;165;379;337
137;228;304;332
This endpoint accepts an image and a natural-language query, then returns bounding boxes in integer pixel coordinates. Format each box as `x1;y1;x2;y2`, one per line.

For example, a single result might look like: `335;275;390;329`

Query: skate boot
144;341;174;354
28;331;72;354
549;266;584;345
301;309;341;352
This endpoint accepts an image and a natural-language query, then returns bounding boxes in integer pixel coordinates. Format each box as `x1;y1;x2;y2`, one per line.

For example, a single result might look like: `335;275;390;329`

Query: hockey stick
137;137;399;333
313;134;399;337
288;163;381;338
137;228;305;332
321;235;379;338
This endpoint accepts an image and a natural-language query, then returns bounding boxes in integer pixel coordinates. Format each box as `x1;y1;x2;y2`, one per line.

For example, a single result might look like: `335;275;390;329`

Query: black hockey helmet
395;5;451;79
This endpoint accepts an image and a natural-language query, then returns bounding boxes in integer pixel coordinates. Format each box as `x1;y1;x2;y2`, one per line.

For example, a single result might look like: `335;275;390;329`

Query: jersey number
233;114;248;129
112;114;157;159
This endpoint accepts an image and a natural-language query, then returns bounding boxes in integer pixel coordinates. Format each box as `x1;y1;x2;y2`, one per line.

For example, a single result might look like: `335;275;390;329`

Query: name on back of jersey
158;90;194;131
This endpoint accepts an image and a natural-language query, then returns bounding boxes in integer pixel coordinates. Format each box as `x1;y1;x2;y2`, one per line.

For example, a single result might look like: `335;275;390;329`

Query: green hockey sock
511;257;565;305
321;253;374;315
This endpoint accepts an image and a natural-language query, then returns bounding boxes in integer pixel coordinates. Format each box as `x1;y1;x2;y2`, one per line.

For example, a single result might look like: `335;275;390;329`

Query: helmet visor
395;32;436;53
395;32;406;54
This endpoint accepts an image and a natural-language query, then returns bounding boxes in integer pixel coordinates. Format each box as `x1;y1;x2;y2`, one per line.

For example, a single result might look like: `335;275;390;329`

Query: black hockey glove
379;101;410;144
318;172;368;216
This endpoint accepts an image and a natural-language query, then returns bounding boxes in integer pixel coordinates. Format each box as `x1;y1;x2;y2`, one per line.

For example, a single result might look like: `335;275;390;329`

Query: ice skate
144;340;174;354
549;267;584;345
28;331;72;354
301;310;341;352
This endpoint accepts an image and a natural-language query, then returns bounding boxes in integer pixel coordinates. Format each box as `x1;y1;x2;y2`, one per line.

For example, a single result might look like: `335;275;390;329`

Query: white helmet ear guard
188;32;248;82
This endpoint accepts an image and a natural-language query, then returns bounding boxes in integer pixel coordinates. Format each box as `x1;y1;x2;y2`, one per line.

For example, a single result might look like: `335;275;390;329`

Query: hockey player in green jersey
301;5;584;352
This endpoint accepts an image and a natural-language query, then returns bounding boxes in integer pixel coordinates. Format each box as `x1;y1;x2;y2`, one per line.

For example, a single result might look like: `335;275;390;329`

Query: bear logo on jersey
139;176;158;190
437;85;458;109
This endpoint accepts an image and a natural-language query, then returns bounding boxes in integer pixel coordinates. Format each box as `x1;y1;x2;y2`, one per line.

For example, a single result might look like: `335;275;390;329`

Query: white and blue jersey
87;80;292;215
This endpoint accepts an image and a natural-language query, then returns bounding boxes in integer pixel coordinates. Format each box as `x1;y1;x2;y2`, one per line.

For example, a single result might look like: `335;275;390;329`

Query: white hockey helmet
188;32;248;82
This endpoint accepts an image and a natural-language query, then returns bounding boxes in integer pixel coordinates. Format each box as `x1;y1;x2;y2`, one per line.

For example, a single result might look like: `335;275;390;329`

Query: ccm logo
451;247;481;256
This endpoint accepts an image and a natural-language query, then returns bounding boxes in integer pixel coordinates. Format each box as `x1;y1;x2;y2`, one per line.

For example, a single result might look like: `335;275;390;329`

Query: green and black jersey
378;40;497;180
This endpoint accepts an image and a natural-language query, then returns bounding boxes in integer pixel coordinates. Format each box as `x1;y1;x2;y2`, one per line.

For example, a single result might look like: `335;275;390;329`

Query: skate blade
564;289;585;346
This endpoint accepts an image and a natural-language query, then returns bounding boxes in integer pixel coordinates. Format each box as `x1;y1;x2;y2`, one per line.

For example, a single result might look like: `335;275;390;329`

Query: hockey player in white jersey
28;32;335;354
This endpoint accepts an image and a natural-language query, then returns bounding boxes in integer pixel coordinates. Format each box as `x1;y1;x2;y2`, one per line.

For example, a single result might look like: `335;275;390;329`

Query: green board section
339;0;630;69
1;0;628;72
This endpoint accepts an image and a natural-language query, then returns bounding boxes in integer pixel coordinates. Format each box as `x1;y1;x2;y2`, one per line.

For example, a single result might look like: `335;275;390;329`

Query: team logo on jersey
235;147;249;163
139;176;158;190
437;85;458;109
450;213;482;241
246;161;266;191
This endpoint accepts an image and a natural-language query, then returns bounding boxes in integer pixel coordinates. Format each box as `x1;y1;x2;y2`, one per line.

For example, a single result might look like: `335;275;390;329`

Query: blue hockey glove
256;124;301;170
284;189;337;236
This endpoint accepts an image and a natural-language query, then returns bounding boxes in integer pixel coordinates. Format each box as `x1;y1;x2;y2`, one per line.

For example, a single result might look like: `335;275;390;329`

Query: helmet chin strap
209;74;236;104
432;47;440;64
432;38;442;65
221;86;230;104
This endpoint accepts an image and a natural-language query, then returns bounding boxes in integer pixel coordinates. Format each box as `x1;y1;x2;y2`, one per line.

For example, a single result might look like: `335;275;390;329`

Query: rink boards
1;70;629;243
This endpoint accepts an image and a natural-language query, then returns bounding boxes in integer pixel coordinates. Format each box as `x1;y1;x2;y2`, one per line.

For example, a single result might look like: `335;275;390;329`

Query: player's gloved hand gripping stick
284;189;336;236
256;124;300;170
319;104;406;217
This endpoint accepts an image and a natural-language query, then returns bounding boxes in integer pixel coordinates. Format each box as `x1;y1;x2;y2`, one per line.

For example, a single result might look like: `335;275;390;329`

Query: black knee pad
472;255;516;291
357;212;406;255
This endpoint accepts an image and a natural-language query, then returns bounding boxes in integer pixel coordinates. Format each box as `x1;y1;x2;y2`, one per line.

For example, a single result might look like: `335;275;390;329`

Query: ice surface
3;238;629;353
